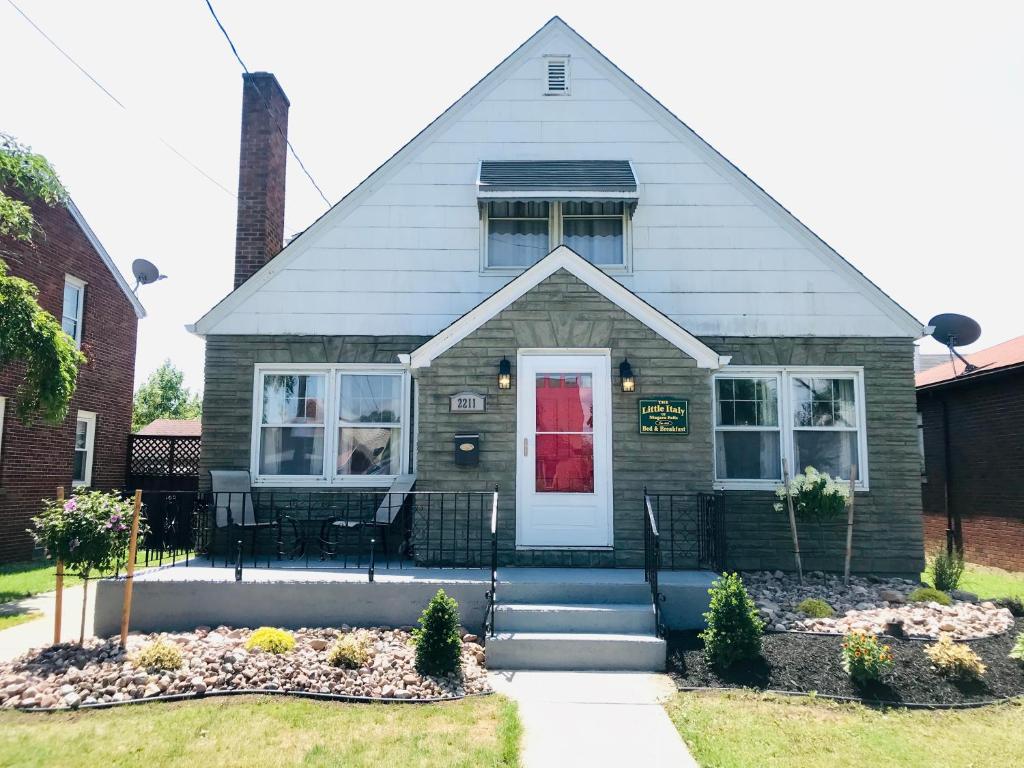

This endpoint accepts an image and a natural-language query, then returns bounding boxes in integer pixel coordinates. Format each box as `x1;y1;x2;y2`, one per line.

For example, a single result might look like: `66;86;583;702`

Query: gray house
190;18;925;576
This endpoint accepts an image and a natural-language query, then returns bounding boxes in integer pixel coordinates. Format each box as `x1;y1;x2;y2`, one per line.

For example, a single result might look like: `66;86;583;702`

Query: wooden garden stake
53;486;65;645
782;459;803;584
119;490;143;646
844;465;857;586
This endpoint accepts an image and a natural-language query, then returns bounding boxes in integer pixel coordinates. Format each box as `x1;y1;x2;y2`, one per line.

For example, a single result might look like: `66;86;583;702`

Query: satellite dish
131;259;167;292
928;313;984;376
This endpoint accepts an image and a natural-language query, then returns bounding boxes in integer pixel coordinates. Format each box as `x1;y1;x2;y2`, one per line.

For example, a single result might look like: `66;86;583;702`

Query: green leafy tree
132;359;202;431
1;133;85;424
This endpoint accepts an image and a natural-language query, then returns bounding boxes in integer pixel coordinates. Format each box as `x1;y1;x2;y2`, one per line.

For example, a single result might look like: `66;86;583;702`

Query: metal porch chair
209;470;304;562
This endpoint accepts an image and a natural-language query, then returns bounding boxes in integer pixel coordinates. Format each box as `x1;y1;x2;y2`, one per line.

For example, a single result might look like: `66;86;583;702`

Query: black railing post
486;484;499;638
234;539;243;582
368;536;376;583
643;490;664;638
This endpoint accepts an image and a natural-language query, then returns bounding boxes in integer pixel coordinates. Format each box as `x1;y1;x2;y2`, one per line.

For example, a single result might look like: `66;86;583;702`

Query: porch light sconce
498;357;512;390
619;359;636;392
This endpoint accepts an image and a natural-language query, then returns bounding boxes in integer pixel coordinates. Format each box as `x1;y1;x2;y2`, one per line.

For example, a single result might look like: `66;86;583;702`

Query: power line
203;0;332;208
6;0;303;234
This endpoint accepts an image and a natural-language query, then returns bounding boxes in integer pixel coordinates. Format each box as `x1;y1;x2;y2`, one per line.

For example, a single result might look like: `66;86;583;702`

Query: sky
3;1;1022;392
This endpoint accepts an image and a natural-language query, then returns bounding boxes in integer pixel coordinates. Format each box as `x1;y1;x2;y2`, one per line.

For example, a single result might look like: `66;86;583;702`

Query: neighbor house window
253;366;408;485
0;396;6;466
713;368;868;489
484;201;628;269
73;410;96;486
62;275;86;347
714;376;781;481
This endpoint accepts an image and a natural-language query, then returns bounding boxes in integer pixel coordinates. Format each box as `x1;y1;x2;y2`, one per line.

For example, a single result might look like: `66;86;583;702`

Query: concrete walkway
0;585;94;663
490;671;698;767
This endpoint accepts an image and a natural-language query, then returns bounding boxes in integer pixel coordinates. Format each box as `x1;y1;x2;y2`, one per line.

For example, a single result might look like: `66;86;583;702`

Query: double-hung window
73;411;96;487
483;201;628;269
253;366;408;485
62;275;86;347
713;368;868;489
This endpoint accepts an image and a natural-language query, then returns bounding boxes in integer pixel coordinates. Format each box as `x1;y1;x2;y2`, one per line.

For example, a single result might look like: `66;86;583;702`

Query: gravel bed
668;617;1024;707
0;625;489;710
745;570;1014;639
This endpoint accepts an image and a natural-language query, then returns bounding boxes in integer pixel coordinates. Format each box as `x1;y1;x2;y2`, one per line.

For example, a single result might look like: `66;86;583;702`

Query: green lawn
0;611;42;631
922;562;1024;600
0;694;520;768
668;691;1024;768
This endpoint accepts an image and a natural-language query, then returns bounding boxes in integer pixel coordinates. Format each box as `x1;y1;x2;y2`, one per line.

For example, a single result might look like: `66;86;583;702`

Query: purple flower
63;499;77;512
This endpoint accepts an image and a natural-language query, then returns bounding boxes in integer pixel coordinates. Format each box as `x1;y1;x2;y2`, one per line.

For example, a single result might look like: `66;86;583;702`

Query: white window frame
713;372;784;484
0;396;6;465
62;275;86;348
72;410;97;487
711;366;869;492
481;201;632;274
250;363;411;487
544;54;570;96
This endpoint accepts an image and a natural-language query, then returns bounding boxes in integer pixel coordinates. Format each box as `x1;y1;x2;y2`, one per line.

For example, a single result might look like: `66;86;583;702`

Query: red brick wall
918;368;1024;571
0;197;138;561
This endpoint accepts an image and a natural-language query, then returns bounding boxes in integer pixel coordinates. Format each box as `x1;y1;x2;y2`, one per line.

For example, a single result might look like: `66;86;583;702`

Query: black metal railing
643;491;727;572
128;488;500;574
485;485;499;638
643;488;664;637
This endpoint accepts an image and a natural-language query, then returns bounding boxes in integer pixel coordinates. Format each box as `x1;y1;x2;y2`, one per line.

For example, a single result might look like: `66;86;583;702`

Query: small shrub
773;466;849;522
700;573;764;668
327;633;371;669
132;639;183;671
929;549;966;592
925;634;987;680
1010;632;1024;664
996;596;1024;617
840;630;894;684
796;598;835;618
413;589;462;676
908;587;952;606
245;627;295;654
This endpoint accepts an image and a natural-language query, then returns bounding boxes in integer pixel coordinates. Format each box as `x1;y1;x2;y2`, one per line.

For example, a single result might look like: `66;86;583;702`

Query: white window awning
477;160;638;202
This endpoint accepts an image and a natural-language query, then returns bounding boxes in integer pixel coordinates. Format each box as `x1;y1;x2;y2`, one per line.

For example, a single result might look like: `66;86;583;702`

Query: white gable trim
409;245;727;370
66;200;146;319
191;16;923;339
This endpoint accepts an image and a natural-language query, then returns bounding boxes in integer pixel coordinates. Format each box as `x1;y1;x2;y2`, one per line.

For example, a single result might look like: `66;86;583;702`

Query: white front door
516;351;613;547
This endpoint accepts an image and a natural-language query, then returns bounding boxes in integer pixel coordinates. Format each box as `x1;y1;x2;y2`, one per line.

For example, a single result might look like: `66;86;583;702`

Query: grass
922;561;1024;600
0;611;42;631
668;690;1024;768
0;694;521;768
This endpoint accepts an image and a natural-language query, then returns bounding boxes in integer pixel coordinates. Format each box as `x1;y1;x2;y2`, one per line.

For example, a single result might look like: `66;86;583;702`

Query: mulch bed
667;617;1024;707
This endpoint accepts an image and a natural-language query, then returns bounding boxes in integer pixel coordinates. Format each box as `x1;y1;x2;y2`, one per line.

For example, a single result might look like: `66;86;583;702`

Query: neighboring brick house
191;18;928;575
0;192;144;562
917;336;1024;571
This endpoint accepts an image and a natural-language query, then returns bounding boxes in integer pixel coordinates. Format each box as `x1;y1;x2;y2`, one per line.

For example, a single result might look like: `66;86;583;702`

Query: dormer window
545;56;570;95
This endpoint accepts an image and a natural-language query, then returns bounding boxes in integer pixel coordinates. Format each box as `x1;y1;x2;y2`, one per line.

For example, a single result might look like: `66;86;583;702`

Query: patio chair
209;470;304;561
318;474;416;560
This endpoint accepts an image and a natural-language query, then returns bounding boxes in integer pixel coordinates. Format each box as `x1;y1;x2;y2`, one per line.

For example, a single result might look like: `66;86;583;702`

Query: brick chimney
234;72;289;288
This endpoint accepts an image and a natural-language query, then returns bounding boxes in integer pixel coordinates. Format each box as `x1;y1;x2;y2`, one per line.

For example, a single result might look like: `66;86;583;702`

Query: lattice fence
126;435;201;491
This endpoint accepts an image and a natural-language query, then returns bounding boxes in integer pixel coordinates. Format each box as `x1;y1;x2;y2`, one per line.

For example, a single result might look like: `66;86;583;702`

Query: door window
534;373;594;493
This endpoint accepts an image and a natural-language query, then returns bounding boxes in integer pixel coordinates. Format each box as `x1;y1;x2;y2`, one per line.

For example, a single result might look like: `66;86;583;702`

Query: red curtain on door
535;374;594;493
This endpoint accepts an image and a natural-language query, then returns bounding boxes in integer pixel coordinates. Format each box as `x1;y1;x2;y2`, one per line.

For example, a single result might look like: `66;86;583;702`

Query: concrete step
486;632;666;671
498;580;651;605
495;602;656;634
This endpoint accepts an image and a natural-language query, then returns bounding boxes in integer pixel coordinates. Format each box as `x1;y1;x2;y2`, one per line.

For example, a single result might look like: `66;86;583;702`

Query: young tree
133;359;202;431
0;133;85;424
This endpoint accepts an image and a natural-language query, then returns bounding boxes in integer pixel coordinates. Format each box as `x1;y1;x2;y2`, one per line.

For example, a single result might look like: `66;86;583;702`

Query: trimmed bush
413;589;462;676
925;634;987;680
245;627;295;654
1008;632;1024;664
700;573;764;668
327;633;371;669
132;639;183;671
997;596;1024;617
908;587;952;606
841;630;894;684
796;598;835;618
929;549;965;592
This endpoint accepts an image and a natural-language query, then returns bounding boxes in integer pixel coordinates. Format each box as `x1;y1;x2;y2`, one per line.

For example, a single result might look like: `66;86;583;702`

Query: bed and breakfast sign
638;397;689;435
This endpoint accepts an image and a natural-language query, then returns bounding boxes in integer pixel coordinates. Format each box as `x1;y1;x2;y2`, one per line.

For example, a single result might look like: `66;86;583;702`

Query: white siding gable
193;18;921;340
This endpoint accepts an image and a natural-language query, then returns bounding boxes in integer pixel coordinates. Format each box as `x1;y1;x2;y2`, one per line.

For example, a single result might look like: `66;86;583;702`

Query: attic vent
545;56;570;95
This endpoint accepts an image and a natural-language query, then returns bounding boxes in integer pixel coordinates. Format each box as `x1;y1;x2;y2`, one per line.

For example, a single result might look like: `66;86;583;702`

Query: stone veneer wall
700;336;925;576
414;269;714;567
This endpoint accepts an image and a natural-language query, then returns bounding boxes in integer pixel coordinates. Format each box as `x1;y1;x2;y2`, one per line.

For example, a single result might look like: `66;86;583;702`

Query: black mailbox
454;434;480;466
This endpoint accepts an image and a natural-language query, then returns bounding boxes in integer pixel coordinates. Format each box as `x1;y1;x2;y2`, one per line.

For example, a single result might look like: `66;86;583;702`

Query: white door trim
515;349;614;549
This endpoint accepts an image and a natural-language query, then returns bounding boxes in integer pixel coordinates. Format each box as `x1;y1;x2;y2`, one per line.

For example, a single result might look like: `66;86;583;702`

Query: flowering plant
30;490;141;577
841;630;894;683
774;466;850;522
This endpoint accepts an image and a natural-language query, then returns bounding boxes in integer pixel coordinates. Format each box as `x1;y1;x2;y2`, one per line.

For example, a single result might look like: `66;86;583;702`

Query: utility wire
6;0;303;234
203;0;332;208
